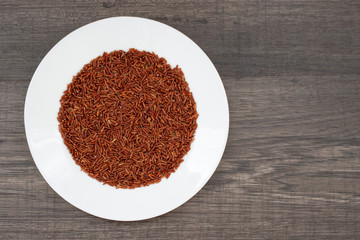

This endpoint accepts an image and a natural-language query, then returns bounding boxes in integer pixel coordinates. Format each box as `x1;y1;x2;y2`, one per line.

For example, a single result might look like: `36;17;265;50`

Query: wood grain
1;0;360;239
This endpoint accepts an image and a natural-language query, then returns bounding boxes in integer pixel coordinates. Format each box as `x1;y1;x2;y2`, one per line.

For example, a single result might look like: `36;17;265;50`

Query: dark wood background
1;0;359;239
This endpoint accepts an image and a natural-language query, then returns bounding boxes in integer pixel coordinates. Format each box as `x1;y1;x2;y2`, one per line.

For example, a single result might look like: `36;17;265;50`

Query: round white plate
24;17;229;221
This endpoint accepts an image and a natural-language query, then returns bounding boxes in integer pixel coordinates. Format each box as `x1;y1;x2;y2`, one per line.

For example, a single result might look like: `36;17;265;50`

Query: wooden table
1;1;359;239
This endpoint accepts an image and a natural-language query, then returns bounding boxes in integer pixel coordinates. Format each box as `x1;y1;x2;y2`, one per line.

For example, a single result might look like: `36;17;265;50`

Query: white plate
24;17;229;221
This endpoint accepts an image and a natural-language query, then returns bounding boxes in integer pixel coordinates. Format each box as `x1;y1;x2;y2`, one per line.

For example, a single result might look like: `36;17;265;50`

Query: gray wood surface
1;0;360;239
